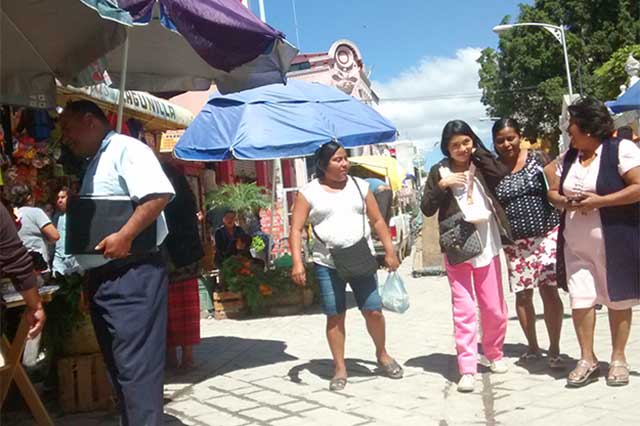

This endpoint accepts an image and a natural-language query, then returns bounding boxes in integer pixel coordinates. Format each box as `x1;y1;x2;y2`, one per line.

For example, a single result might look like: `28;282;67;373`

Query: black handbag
439;212;483;265
313;177;379;281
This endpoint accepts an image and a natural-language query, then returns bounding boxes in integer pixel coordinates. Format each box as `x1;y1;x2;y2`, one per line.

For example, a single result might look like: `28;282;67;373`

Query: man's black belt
88;249;161;276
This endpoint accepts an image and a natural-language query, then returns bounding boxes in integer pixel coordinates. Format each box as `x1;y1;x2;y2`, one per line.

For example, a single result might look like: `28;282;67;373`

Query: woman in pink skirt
546;98;640;387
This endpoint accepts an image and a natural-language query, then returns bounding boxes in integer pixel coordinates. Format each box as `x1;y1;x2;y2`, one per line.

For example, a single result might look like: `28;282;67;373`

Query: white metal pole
116;28;130;132
258;0;266;22
268;159;278;264
560;25;574;97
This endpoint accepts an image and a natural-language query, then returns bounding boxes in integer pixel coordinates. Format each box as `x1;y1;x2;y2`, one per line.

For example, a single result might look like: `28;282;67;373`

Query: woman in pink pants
422;120;513;392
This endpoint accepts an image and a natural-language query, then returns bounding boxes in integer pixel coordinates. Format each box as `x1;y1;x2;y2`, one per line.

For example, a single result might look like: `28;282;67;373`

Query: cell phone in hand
567;195;587;204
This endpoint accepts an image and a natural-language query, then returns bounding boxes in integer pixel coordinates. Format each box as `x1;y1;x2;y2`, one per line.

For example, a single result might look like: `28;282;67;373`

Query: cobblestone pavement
34;257;640;424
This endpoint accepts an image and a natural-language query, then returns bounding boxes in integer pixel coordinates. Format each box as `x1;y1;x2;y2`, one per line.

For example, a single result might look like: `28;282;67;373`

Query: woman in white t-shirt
289;141;402;392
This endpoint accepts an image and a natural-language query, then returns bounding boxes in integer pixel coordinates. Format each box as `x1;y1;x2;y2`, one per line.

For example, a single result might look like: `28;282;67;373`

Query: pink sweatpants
444;255;507;375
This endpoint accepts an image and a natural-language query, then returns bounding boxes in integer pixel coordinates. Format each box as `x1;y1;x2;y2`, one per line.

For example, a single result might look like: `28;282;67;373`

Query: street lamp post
493;23;574;97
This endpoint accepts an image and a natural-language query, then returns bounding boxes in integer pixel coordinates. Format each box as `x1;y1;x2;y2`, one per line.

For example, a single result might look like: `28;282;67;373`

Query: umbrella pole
116;28;130;133
267;159;278;266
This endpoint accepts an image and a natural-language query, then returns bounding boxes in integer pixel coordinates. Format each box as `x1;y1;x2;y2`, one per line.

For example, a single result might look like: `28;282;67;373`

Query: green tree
593;44;640;101
478;0;640;153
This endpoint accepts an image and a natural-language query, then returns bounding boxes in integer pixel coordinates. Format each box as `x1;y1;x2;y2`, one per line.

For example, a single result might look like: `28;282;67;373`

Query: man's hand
95;231;133;259
25;304;46;339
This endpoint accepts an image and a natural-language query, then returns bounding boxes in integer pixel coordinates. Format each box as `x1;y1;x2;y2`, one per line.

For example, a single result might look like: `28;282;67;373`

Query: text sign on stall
159;130;185;153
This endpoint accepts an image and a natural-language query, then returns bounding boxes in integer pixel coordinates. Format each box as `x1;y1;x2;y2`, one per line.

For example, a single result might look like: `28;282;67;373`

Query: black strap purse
313;177;379;281
438;212;483;265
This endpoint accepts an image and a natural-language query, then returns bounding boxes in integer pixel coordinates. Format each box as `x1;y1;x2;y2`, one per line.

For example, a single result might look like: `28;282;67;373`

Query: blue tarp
173;80;398;161
606;83;640;114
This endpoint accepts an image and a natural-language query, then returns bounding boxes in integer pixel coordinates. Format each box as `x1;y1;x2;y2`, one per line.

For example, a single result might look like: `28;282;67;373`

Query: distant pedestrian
544;98;640;387
289;141;403;392
422;120;512;393
492;118;564;370
51;187;82;278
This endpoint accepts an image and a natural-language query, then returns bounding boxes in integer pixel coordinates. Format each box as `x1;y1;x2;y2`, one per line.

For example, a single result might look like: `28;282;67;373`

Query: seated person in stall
213;210;247;268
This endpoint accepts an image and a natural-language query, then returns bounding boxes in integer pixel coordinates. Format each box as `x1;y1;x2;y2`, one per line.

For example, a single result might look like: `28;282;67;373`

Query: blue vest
557;138;640;301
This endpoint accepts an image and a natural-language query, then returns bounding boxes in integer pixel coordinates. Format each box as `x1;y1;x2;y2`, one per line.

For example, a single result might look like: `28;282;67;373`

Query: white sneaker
457;374;475;393
490;359;509;374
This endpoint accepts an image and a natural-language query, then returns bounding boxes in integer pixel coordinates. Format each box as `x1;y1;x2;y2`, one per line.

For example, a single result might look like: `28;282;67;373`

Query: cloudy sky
255;0;528;167
373;48;490;166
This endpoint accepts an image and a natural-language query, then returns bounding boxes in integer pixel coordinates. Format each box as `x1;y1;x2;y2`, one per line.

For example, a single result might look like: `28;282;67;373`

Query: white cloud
372;47;492;166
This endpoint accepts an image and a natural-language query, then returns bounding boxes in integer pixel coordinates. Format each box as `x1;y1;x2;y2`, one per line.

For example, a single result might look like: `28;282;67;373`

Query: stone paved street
42;257;640;424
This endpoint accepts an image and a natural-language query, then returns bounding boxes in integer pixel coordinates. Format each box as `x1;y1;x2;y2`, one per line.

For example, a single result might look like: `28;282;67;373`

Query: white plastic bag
22;333;41;367
380;272;410;313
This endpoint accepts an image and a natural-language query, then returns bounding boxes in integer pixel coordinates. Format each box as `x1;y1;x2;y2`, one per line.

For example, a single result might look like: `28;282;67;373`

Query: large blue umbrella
606;83;640;114
174;80;398;161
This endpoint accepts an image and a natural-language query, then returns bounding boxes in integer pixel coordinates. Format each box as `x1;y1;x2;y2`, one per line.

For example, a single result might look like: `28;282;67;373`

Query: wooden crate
212;291;245;320
58;353;114;413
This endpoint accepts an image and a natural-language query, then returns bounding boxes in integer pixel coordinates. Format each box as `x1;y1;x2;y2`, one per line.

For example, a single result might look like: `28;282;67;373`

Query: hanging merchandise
106;111;131;136
1;107;67;204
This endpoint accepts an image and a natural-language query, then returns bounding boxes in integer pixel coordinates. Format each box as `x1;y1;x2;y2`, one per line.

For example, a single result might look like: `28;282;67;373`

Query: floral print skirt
503;226;559;293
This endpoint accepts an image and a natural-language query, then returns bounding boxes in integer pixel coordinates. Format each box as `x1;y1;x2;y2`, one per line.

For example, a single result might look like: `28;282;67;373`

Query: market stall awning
58;84;194;131
606;83;640;114
81;0;298;94
2;0;297;109
349;155;407;192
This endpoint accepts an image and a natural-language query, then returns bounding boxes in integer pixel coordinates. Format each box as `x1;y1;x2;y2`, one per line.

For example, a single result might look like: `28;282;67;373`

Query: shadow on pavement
404;353;459;383
507;313;572;321
165;336;298;385
288;358;378;383
503;342;576;380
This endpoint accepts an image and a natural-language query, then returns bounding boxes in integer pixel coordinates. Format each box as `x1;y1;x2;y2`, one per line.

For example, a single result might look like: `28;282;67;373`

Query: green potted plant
205;183;270;229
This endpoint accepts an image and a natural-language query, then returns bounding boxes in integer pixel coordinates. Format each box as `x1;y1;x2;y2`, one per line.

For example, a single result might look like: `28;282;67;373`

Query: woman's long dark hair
440;120;488;157
314;141;344;179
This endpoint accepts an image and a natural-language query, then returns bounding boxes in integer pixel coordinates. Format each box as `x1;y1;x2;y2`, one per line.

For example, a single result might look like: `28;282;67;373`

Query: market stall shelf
57;353;113;413
266;287;315;316
212;291;246;320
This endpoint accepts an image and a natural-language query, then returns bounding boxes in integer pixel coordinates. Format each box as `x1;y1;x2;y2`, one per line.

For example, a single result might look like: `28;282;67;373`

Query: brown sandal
606;360;630;387
567;360;599;387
